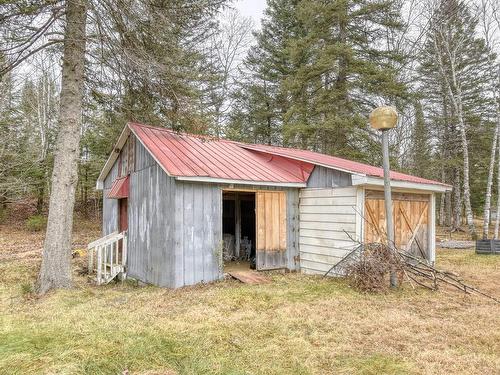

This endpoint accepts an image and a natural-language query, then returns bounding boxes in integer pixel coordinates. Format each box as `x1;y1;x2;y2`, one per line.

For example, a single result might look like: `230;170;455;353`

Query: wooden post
88;247;94;274
96;245;102;285
122;232;127;279
382;130;397;288
235;192;241;259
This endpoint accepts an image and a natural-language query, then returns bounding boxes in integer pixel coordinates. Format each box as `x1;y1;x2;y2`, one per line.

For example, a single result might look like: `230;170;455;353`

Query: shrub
25;215;47;232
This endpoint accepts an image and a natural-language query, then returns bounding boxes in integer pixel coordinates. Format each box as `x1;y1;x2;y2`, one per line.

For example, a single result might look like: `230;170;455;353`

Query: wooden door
256;191;287;270
364;191;429;259
119;198;128;232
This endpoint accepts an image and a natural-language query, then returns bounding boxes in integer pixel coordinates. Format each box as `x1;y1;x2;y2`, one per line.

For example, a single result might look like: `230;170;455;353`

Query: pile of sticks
398;249;499;303
326;231;499;303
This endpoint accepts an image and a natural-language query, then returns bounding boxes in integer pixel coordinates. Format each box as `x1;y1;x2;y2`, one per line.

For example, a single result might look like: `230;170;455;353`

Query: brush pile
329;241;499;303
343;243;402;292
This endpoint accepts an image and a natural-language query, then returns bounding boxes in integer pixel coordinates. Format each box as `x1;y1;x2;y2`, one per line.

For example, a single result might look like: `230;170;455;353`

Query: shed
93;122;451;287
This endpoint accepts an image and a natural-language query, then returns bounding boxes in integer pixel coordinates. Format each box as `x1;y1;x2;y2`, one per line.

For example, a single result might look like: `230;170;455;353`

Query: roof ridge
128;122;221;142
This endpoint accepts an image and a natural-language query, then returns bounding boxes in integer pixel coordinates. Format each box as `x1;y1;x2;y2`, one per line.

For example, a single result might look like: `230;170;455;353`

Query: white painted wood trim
96;125;132;189
352;175;452;193
355;187;365;243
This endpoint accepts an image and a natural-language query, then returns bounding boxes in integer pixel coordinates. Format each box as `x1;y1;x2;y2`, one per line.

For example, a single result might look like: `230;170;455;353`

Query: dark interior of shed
222;191;256;270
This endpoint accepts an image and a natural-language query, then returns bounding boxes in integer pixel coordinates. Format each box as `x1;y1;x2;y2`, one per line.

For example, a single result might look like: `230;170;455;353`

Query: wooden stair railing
87;231;127;285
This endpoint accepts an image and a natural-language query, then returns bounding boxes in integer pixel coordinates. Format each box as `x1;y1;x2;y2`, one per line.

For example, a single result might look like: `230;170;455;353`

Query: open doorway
222;191;256;272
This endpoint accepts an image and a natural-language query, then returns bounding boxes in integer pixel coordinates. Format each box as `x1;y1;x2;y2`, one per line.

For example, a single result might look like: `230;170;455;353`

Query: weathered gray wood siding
128;162;177;286
299;187;361;274
306;166;352;188
102;161;119;235
135;136;156;169
173;182;223;287
102;136;301;286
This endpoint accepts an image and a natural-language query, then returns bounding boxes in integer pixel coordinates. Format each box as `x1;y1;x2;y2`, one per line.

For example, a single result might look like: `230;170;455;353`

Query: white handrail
88;231;127;285
87;231;124;249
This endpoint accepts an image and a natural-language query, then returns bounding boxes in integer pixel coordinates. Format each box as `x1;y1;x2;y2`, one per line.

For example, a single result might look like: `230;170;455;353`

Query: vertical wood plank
279;191;287;251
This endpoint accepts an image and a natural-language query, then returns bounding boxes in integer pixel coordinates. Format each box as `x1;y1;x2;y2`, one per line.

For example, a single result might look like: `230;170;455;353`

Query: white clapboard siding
299;221;356;232
300;196;357;207
299;187;361;275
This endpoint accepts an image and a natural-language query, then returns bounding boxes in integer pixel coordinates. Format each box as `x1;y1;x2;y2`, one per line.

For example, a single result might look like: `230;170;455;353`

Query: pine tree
229;0;304;145
410;101;432;178
282;0;407;160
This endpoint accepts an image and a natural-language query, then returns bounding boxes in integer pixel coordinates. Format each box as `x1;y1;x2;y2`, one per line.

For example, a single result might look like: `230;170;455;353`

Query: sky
234;0;267;27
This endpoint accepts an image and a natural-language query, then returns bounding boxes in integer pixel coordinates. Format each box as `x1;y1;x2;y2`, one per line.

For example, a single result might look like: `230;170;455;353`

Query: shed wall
101;138;302;287
128;163;177;286
173;182;223;287
306;166;352;188
299;187;361;274
102;161;119;235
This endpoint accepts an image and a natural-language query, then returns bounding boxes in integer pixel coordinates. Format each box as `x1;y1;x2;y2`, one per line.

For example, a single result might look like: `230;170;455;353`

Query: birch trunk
432;33;476;236
439;168;446;226
445;189;452;226
453;169;462;229
482;116;499;238
495;132;500;239
37;0;87;294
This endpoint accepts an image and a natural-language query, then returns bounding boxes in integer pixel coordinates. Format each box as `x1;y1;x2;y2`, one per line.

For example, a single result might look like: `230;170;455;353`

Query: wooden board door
256;191;287;270
364;191;429;259
119;198;128;232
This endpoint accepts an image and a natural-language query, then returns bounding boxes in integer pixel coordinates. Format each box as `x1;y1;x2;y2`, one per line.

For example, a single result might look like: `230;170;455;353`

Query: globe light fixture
369;106;398;130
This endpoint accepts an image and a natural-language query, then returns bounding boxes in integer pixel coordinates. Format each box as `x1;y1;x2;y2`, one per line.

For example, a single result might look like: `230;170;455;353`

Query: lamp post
369;106;398;288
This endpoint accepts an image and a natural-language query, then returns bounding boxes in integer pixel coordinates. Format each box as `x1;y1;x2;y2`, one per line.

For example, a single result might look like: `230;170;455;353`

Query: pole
382;130;397;287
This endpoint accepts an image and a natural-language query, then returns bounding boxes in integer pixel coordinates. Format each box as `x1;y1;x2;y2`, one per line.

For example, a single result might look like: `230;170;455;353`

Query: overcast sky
234;0;266;27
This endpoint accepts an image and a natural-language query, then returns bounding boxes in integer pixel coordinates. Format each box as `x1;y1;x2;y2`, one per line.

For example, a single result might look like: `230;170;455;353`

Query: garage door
364;190;430;259
256;191;287;270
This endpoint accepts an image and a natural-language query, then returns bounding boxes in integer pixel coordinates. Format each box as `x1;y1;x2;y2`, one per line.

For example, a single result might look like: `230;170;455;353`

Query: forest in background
1;0;500;240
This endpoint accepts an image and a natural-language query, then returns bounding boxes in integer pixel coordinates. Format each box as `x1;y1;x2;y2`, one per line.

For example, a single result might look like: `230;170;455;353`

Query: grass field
1;221;499;375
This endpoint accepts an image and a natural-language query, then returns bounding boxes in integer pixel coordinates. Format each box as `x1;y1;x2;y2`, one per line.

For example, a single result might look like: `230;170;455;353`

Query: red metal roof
240;143;449;187
107;176;129;198
128;122;448;188
129;123;314;184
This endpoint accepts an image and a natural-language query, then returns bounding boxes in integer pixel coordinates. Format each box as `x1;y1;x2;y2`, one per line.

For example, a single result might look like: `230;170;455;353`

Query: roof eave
352;175;452;193
175;175;306;188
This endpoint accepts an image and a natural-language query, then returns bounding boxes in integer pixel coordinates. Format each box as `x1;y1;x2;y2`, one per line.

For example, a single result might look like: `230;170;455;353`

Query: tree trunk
482;117;499;238
439;193;445;226
37;0;87;295
453;168;462;230
454;82;476;237
445;189;452;227
432;34;475;236
495;131;500;239
439;168;446;226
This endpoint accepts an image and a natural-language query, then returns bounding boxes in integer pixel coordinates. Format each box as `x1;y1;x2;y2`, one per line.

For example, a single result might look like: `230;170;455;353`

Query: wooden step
227;270;270;284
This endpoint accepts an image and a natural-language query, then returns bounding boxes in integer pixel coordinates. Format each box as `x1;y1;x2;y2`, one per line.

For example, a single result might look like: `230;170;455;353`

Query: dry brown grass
1;220;499;375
